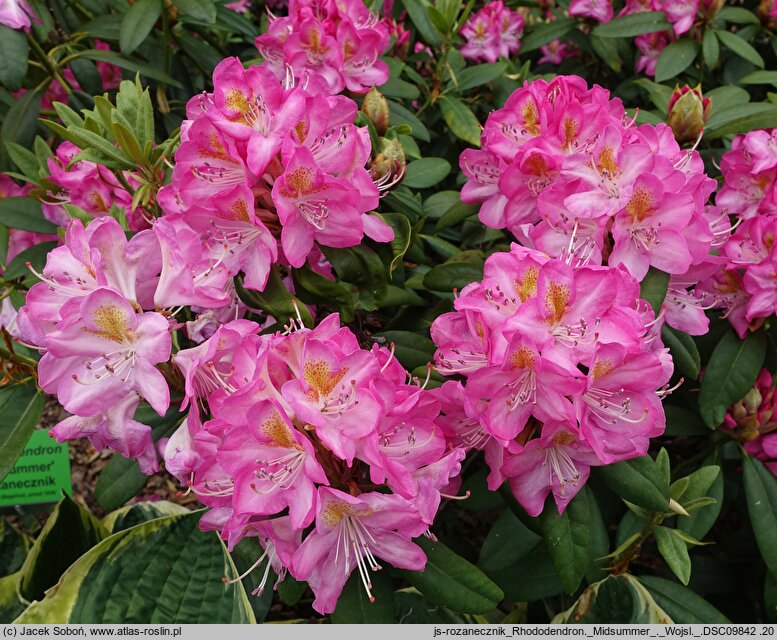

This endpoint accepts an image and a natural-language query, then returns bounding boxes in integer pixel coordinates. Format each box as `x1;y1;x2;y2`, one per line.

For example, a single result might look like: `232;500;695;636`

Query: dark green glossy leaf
331;569;395;623
743;455;777;577
0;385;45;485
595;455;669;513
400;537;503;614
661;326;701;381
520;19;575;53
592;11;671;38
439;96;481;147
0;26;28;91
638;576;729;623
639;267;669;316
698;328;766;428
403;158;452;189
479;510;541;571
655;40;699;82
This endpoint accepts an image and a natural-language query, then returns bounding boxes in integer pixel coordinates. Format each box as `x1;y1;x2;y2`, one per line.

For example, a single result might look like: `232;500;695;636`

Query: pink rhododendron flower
255;0;390;94
569;0;613;23
460;1;524;63
430;244;676;515
0;0;35;29
160;57;392;288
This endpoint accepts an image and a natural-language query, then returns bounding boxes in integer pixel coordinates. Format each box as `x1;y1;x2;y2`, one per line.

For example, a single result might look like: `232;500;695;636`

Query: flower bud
370;137;406;192
724;370;777;441
700;0;724;22
361;87;390;136
667;84;711;144
760;0;777;29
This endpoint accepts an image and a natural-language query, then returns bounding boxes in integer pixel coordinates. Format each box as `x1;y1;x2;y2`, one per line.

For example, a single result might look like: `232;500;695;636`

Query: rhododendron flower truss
460;75;722;336
161;56;393;286
460;1;524;63
430;244;675;516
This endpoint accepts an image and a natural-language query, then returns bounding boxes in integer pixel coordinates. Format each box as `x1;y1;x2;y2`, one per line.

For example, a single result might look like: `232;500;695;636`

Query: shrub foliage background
0;0;777;624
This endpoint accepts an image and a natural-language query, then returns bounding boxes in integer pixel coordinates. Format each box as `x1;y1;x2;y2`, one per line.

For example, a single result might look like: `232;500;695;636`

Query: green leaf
0;87;42;171
5;142;40;178
331;570;395;623
435;201;479;231
16;512;254;623
716;30;764;68
478;510;540;571
553;575;672;623
424;191;461;219
740;71;777;86
230;538;273;622
380;78;421;100
638;575;730;623
120;0;162;54
596;455;670;513
400;0;442;46
678;462;723;541
400;537;503;614
451;62;506;92
639;267;669;315
702;28;720;69
698;328;766;428
18;496;106;602
0;196;57;233
0;572;25;623
590;34;623;73
103;501;189;534
743;455;777;577
393;590;465;623
489;544;563;602
292;265;355;321
4;241;58;281
718;6;760;24
0;26;28;92
592;11;671;38
655;40;700;82
321;245;389;311
653;526;691;585
95;403;182;511
69;59;103;96
78;49;182;88
173;0;216;22
661;326;701;380
375;331;435;371
520;18;575;54
403;158;451;189
539;489;593;594
422;261;483;292
439;96;481;147
705;102;777;139
387;101;430;142
0;385;45;485
381;212;414;275
0;520;28;578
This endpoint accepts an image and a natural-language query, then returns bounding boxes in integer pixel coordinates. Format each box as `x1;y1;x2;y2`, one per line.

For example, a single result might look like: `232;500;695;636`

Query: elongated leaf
173;0;216;22
596;455;669;513
292;265;355;321
539;489;593;594
435;201;479;231
0;385;45;484
451;62;506;92
740;71;777;86
331;569;395;623
592;11;671;38
400;537;503;614
655;40;699;82
705;102;777;139
439;96;481;146
638;576;729;623
716;30;764;68
16;512;254;623
702;28;720;68
743;455;777;577
678;461;723;541
661;326;701;380
0;26;28;91
18;496;106;602
321;245;388;311
653;526;691;585
489;544;563;601
400;0;442;46
640;267;669;315
698;328;766;428
387;101;430;142
520;19;574;53
403;158;451;189
78;50;182;88
0;520;28;578
120;0;162;54
423;261;483;292
0;87;42;171
478;510;540;571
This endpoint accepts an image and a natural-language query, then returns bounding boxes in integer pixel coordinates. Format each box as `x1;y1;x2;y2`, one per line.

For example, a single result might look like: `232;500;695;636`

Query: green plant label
0;430;71;506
